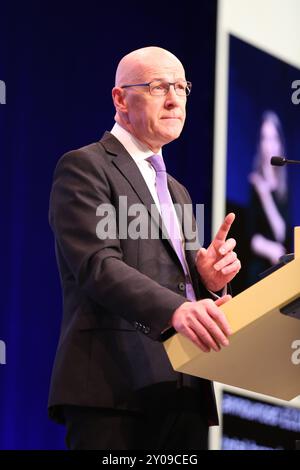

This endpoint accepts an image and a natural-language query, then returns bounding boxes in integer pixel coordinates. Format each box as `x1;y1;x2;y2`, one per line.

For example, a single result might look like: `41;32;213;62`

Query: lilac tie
147;154;196;301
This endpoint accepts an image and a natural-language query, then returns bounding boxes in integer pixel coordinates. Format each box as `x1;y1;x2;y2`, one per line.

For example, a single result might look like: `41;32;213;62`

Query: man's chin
163;129;183;144
160;124;184;140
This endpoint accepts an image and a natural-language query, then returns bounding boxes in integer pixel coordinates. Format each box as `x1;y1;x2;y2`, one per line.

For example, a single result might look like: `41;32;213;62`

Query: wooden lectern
164;228;300;400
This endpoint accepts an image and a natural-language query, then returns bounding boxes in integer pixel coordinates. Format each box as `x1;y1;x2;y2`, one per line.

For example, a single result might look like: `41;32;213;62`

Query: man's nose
164;85;182;106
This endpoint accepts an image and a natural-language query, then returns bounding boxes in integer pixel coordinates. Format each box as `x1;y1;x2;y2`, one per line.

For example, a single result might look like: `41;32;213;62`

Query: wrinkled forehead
136;63;186;82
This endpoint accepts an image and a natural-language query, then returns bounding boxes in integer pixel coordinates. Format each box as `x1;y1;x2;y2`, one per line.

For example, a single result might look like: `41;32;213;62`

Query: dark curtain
0;1;217;449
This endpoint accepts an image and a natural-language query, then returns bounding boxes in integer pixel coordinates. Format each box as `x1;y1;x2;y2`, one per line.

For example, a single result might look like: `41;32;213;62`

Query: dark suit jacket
48;132;218;425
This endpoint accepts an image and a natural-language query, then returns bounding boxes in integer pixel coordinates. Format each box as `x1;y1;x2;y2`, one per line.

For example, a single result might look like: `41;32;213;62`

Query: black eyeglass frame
120;80;192;96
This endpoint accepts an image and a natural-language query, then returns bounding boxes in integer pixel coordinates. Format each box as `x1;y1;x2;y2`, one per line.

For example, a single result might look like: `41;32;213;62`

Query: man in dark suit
48;46;241;450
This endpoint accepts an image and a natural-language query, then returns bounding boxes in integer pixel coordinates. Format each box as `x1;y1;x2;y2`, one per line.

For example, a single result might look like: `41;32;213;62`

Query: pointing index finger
214;213;235;242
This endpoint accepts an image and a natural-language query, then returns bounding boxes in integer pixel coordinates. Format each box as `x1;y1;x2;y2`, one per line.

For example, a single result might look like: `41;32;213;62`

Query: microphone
271;156;300;166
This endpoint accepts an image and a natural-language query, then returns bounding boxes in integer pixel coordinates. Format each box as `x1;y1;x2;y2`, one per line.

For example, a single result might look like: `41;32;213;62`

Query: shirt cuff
208;284;227;300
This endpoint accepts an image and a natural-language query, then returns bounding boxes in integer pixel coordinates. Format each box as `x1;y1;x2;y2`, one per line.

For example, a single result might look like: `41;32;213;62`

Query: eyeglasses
121;80;192;96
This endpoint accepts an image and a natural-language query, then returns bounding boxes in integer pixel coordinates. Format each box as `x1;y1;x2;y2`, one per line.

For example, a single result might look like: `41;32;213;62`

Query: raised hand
195;213;241;292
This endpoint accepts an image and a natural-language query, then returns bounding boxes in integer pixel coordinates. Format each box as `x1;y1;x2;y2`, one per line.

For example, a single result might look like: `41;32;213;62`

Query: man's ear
112;87;128;113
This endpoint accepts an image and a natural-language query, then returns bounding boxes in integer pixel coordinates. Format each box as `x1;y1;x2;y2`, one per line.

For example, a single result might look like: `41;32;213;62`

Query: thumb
215;294;232;307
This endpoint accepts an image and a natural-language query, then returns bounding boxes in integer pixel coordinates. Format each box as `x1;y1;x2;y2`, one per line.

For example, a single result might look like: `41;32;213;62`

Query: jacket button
178;282;186;292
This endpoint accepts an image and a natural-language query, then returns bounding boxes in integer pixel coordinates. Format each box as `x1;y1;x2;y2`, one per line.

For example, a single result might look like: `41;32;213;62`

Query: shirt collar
110;122;162;164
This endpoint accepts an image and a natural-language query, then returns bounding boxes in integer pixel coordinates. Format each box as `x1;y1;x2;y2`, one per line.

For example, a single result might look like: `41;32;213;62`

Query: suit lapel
101;132;156;212
100;132;175;254
100;132;199;279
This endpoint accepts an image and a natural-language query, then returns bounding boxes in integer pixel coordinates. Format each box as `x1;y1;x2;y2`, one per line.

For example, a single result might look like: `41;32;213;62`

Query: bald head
115;47;185;87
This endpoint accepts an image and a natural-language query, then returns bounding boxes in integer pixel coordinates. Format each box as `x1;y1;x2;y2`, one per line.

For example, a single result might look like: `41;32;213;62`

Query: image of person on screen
48;46;241;450
247;110;290;285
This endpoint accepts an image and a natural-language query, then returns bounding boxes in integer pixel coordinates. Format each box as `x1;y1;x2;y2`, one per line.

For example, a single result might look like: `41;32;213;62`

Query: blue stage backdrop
0;1;217;449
